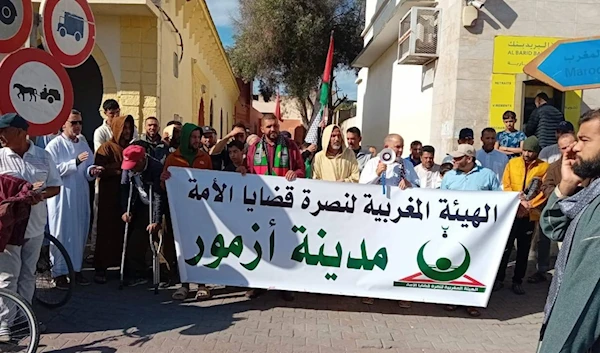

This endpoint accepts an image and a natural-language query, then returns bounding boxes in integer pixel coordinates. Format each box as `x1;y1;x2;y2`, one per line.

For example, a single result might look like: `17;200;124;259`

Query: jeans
0;235;44;327
497;218;535;284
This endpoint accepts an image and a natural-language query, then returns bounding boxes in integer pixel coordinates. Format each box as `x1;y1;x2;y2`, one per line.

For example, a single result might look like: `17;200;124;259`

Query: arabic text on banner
166;168;520;307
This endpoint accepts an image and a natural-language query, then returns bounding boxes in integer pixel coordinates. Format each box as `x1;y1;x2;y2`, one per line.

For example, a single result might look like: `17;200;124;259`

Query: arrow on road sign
524;36;600;91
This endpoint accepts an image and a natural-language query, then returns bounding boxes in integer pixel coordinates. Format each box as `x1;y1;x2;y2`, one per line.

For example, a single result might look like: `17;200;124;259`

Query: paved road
36;267;547;353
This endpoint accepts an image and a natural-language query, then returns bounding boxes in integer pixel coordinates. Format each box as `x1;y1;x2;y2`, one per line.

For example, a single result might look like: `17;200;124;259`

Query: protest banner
166;167;520;307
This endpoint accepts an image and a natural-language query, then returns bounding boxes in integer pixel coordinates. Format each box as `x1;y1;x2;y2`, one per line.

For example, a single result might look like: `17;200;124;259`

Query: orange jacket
162;149;212;189
502;157;549;221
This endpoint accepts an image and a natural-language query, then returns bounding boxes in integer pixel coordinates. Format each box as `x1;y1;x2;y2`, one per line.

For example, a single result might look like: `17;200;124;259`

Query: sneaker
128;278;148;287
76;273;91;286
54;275;70;291
493;281;504;292
245;288;266;299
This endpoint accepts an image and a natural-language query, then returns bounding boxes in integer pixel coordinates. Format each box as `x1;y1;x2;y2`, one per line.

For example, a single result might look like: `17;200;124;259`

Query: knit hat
523;136;540;153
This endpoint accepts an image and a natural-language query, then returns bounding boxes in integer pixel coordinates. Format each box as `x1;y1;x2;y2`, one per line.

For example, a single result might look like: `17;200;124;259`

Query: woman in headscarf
93;115;134;284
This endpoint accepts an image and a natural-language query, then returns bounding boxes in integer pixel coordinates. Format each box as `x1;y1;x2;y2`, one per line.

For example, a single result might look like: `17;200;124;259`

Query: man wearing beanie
495;136;549;295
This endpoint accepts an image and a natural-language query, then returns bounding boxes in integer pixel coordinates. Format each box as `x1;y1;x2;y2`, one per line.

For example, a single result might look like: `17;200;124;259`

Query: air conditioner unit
397;7;441;65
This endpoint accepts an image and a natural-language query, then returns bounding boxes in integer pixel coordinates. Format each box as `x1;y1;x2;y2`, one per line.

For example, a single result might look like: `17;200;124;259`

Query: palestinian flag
305;32;334;145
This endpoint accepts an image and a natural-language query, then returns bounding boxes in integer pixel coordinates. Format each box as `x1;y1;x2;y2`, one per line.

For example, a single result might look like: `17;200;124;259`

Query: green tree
228;0;363;127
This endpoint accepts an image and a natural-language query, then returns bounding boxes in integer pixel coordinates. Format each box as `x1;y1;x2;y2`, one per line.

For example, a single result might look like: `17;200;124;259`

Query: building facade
31;0;239;141
353;0;600;161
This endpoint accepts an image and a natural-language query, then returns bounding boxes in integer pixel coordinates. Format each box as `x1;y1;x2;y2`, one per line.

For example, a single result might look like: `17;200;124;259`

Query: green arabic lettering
347;240;388;271
204;234;244;269
291;235;320;265
317;242;343;268
269;230;275;261
241;241;263;271
184;236;205;266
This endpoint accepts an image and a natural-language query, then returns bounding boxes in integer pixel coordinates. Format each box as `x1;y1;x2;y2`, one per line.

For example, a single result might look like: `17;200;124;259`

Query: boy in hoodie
312;125;359;182
161;123;212;301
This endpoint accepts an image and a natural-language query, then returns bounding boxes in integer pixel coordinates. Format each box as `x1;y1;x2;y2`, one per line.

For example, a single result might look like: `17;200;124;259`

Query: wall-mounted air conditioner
397;7;441;65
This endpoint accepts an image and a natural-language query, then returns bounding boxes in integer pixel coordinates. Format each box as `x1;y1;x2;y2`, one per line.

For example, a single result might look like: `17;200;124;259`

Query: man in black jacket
525;92;565;149
120;145;165;286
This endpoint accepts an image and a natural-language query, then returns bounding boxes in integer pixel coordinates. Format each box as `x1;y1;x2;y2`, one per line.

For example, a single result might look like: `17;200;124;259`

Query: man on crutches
120;145;165;287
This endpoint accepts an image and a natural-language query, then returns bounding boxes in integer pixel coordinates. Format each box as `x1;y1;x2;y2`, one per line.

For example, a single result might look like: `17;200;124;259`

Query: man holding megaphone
359;133;420;190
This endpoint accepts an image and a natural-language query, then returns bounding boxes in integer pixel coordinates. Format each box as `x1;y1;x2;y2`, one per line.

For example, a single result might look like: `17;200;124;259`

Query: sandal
172;286;189;301
398;301;411;309
362;297;374;305
527;272;547;284
512;283;526;295
466;307;481;317
444;305;457;311
195;286;212;301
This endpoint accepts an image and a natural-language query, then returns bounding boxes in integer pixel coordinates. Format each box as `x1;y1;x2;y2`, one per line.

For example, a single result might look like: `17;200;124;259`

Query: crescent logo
416;241;470;282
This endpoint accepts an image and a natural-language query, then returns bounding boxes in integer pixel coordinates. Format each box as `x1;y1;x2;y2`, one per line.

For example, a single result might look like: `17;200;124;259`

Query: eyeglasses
70;121;83;126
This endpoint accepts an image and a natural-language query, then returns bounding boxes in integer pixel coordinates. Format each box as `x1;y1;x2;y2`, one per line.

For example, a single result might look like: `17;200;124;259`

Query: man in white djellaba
46;110;104;288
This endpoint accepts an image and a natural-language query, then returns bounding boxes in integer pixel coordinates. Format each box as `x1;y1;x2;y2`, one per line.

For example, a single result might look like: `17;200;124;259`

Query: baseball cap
201;126;216;135
121;145;146;170
449;144;476;158
459;128;474;140
0;113;29;130
556;121;574;133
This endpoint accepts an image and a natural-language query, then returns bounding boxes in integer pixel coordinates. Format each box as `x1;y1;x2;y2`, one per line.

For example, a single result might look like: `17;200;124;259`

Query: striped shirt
0;142;62;238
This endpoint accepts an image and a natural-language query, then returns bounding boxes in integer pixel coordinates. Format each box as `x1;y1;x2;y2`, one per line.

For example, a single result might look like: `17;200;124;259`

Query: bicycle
0;288;40;353
34;232;75;308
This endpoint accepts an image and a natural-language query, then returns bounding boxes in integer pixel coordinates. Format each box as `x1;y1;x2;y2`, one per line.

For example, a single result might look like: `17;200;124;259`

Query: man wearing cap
441;128;477;164
495;136;548;295
45;110;104;288
441;143;500;317
539;121;575;164
0;113;62;334
120;145;165;286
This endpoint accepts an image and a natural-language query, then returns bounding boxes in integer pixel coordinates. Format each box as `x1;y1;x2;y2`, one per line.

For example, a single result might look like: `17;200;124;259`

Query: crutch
148;185;161;294
119;175;134;290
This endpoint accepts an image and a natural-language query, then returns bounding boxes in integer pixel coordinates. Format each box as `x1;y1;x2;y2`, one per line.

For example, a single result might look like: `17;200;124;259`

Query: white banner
166;167;519;307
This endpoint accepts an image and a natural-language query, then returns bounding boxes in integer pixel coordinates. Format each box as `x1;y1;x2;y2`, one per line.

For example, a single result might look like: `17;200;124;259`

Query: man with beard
495;136;548;295
245;115;305;301
538;109;600;352
93;115;134;284
313;124;359;182
161;123;212;301
360;134;420;189
46;110;103;288
137;117;168;163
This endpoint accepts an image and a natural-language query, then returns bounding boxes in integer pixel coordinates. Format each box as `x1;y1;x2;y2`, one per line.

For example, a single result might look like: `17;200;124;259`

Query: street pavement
36;266;547;353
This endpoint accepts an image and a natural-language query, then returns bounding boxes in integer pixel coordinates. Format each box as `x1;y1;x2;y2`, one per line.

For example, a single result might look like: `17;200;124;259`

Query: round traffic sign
40;0;95;68
0;0;33;54
0;48;74;135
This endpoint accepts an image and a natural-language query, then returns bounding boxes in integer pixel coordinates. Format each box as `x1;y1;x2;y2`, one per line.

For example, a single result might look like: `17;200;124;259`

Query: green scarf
254;135;289;175
179;123;201;167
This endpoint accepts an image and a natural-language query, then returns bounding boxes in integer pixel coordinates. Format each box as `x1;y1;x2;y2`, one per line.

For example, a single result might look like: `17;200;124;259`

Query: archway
66;56;103;143
198;98;205;126
37;45;103;144
209;99;214;127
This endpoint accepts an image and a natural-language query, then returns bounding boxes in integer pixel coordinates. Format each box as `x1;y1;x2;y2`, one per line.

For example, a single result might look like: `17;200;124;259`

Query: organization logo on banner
394;226;486;293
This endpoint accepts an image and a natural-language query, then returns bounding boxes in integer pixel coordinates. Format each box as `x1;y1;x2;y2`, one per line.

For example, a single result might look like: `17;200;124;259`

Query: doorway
520;80;564;132
198;98;205;126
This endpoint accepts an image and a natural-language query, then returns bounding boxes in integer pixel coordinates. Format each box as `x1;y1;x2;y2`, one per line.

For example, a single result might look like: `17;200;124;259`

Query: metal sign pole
25;13;40;48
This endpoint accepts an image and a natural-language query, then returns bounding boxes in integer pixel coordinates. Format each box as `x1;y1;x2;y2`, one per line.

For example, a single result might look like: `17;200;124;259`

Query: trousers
497;218;535;284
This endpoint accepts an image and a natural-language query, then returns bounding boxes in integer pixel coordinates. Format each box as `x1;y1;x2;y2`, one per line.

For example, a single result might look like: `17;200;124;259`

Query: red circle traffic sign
40;0;95;68
0;0;33;54
0;48;74;136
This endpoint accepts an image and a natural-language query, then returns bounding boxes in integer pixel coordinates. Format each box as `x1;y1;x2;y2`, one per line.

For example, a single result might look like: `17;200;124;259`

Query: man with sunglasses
46;110;104;288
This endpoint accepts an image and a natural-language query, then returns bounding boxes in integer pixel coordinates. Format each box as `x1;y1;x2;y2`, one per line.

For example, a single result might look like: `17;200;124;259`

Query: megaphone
380;148;397;165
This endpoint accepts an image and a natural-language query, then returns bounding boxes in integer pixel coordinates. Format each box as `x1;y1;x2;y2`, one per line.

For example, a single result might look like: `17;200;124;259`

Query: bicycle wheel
0;288;39;353
35;233;74;308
